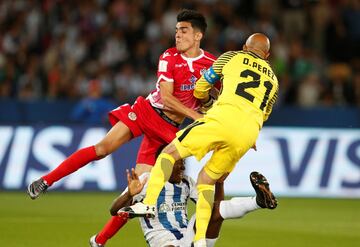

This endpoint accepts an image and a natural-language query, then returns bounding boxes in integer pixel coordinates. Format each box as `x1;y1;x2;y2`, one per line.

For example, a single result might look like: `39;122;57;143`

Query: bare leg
94;121;133;158
135;163;153;175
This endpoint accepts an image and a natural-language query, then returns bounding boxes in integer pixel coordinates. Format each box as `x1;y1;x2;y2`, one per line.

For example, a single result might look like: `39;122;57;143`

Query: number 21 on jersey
235;69;274;110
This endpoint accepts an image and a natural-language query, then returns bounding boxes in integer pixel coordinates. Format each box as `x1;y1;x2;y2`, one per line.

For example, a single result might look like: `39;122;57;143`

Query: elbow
161;94;173;109
162;94;170;105
109;200;119;216
109;207;117;216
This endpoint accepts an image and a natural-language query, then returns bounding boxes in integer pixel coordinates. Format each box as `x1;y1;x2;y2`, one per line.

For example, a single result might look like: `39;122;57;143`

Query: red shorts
109;96;179;166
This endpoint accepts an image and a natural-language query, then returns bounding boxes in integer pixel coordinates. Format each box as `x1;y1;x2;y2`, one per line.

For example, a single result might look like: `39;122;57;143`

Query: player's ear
243;44;247;51
195;31;203;41
264;51;270;59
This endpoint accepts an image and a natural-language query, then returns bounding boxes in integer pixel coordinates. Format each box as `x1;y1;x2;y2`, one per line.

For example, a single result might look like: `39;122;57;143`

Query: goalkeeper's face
175;21;201;53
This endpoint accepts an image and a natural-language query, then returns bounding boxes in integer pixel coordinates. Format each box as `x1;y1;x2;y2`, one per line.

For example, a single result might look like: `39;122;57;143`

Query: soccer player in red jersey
27;9;217;246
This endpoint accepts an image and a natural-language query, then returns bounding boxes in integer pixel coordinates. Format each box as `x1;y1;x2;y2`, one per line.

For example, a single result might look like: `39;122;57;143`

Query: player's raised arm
110;169;147;216
194;51;238;107
193;69;217;104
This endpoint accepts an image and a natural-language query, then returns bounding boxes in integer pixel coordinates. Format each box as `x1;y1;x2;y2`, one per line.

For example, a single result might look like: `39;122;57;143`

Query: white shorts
145;215;194;247
146;215;217;247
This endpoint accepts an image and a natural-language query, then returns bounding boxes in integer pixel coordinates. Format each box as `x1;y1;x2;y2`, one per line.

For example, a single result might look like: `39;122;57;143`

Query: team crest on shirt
200;68;207;75
128;112;137;121
158;202;186;213
158;203;171;213
189;74;197;84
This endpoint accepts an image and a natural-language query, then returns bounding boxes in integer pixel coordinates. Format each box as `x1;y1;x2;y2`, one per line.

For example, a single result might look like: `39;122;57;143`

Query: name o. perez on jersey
243;57;275;80
158;201;187;213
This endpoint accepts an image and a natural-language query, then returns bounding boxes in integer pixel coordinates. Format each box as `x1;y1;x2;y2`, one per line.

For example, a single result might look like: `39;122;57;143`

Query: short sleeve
157;51;175;83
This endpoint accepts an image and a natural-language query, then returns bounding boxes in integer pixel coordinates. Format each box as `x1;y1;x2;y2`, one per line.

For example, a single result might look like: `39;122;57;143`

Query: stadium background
0;0;359;246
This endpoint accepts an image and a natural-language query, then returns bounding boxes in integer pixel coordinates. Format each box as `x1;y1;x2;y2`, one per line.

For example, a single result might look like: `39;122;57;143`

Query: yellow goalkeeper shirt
194;50;278;127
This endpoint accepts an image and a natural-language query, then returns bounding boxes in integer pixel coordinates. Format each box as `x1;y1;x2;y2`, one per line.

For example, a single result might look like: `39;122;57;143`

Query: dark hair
177;9;207;34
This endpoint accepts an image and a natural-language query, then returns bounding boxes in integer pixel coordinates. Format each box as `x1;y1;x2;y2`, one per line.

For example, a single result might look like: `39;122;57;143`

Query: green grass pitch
1;192;359;246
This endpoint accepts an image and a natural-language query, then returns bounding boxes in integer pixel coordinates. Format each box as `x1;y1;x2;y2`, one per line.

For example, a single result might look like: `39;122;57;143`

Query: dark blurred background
0;0;359;125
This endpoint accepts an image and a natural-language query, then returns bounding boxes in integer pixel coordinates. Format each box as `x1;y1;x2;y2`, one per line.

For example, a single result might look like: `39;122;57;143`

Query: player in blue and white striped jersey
134;163;197;246
90;159;276;247
108;158;198;247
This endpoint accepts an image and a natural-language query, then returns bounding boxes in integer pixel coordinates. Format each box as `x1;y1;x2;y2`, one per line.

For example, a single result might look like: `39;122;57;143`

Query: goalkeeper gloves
200;95;215;112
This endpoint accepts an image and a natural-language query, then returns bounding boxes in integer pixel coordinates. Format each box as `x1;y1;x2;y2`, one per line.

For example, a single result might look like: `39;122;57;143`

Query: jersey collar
180;49;204;62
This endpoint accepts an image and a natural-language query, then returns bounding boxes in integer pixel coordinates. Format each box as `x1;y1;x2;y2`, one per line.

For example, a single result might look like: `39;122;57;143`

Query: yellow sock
194;184;215;242
143;153;175;205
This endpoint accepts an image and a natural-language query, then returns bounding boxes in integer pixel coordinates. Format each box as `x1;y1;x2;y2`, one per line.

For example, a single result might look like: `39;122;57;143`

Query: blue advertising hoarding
0;125;359;197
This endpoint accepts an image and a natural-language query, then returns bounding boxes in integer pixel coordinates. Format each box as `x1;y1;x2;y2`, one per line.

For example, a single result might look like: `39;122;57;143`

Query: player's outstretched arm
160;81;203;120
110;168;147;216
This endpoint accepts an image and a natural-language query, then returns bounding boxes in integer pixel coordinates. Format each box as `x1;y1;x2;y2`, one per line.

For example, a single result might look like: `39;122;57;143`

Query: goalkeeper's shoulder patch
203;66;220;85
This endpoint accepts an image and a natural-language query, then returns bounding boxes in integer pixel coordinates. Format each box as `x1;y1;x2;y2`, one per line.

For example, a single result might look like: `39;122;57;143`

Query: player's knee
94;144;110;158
109;207;117;216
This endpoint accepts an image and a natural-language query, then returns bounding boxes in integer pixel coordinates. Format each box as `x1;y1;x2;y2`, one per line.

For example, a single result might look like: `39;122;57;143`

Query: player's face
175;22;201;53
169;159;185;184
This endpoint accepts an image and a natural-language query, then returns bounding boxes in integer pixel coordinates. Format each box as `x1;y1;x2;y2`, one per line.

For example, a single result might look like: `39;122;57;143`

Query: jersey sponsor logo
1;126;359;197
158;60;168;72
158;202;186;213
172;202;186;211
180;75;197;91
128;112;137;121
0;126;133;191
180;84;195;91
186;127;360;198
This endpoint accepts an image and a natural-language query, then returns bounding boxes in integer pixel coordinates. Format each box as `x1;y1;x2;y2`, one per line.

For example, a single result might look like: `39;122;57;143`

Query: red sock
95;216;129;245
42;146;99;186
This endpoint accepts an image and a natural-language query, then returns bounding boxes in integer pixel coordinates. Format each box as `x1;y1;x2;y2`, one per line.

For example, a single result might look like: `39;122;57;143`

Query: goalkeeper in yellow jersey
119;33;279;247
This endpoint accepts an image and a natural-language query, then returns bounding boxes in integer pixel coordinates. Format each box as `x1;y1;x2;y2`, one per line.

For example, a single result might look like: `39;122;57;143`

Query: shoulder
158;48;179;72
273;74;279;85
222;50;241;58
216;51;240;63
157;48;178;74
160;47;179;60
